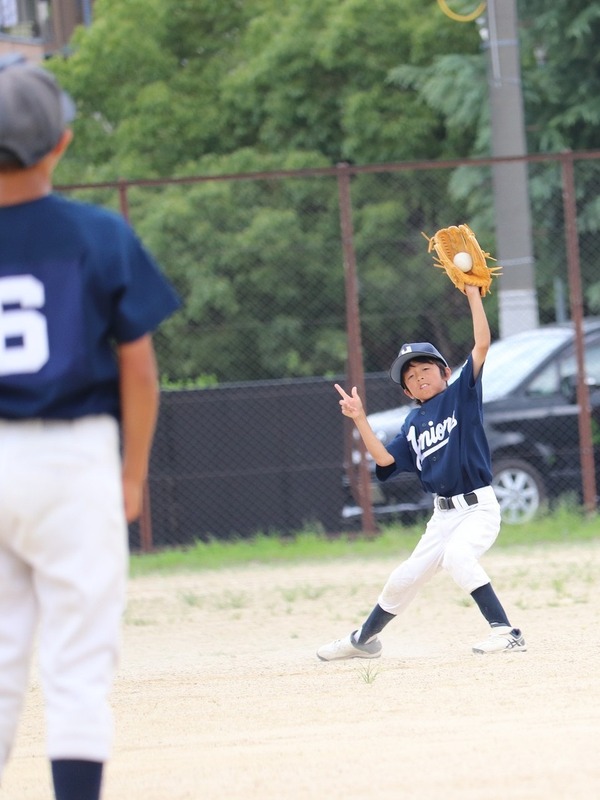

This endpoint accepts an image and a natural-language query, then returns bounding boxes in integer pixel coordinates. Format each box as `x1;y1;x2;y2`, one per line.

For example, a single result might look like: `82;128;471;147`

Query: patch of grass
278;585;330;603
178;591;205;608
358;662;380;684
213;590;249;610
124;617;154;627
129;507;600;578
129;526;420;577
494;503;600;548
456;596;473;608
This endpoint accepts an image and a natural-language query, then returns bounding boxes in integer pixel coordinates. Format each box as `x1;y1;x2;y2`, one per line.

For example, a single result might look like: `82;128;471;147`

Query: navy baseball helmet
389;342;449;385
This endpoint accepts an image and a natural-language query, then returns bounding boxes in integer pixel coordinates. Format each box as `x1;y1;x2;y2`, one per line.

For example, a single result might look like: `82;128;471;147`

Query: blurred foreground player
0;55;180;799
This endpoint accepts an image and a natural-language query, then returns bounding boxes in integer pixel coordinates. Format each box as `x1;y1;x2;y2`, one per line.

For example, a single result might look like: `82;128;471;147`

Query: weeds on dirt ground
358;663;380;684
278;584;330;602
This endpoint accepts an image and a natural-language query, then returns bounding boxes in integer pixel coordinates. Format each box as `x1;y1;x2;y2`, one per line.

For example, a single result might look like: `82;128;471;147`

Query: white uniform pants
378;485;501;615
0;416;127;774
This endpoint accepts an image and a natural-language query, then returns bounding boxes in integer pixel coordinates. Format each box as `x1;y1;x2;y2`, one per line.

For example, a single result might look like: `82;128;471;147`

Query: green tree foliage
517;0;600;317
389;1;600;323
128;150;348;381
49;0;479;380
220;0;478;164
387;0;600;159
48;0;600;379
51;0;477;180
518;0;600;152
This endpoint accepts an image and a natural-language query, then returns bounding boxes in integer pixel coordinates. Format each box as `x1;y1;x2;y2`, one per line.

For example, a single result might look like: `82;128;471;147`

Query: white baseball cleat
317;631;382;661
472;625;527;654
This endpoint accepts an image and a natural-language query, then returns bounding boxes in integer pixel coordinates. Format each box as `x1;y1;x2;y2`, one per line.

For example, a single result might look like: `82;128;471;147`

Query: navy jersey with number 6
0;195;180;420
376;355;493;496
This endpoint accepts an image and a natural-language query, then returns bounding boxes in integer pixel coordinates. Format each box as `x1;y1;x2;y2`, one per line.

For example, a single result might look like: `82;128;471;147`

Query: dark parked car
342;318;600;525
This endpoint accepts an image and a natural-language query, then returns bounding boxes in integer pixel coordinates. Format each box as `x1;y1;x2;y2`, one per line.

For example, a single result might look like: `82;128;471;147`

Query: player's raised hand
334;384;364;419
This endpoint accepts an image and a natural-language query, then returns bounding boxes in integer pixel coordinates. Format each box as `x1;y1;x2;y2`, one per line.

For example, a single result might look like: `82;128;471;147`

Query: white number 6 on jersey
0;275;50;376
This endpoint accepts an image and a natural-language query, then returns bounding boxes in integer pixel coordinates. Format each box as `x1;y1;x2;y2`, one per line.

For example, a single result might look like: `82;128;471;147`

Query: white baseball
453;251;473;272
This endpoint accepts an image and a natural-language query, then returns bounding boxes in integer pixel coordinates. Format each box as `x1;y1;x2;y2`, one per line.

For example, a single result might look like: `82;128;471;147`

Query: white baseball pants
378;485;501;615
0;415;128;775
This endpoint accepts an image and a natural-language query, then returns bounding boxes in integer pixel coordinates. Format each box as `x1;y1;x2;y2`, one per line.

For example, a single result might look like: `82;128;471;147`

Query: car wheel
491;458;547;524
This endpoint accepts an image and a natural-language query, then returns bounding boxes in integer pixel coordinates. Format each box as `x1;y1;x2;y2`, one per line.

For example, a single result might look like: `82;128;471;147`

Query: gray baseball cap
0;53;76;167
389;342;449;385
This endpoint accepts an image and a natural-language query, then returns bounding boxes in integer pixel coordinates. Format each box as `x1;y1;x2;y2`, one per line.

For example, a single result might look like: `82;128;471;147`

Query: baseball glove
422;224;502;297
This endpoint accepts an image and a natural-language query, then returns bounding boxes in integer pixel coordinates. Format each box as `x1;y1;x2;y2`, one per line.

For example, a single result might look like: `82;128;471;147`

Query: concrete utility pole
483;0;539;335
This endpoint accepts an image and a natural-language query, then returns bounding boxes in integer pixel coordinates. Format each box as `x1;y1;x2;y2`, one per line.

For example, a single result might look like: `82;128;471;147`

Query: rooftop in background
0;0;94;62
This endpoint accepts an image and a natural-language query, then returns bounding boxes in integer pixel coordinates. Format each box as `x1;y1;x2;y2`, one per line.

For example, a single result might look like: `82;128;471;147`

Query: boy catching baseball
0;55;180;799
318;283;525;661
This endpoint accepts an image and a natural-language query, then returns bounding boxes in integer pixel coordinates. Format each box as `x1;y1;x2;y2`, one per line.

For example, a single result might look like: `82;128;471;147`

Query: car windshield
451;327;573;402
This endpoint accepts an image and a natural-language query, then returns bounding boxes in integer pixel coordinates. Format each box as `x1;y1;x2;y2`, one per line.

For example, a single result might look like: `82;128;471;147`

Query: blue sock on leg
471;582;511;627
354;604;396;644
51;759;103;800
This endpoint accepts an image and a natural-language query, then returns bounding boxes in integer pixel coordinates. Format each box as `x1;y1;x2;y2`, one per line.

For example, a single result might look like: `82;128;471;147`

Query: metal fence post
118;178;129;221
118;179;155;551
561;152;597;515
336;163;377;535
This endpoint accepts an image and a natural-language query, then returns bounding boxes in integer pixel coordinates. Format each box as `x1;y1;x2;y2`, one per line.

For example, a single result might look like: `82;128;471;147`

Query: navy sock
471;582;510;627
355;604;396;644
51;759;103;800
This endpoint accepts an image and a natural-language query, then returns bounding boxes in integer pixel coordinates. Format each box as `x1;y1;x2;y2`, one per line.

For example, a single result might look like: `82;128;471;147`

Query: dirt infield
2;540;600;800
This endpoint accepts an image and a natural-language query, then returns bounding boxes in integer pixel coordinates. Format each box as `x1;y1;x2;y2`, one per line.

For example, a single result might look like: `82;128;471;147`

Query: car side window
526;339;600;397
526;360;561;396
580;341;600;386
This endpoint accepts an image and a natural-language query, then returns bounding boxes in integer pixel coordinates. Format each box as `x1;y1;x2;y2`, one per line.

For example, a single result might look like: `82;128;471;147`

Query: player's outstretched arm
118;334;160;523
465;284;491;380
334;384;395;467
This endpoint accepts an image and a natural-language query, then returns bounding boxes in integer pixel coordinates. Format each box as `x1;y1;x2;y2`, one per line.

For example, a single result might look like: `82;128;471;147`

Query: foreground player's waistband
434;485;496;511
0;414;113;429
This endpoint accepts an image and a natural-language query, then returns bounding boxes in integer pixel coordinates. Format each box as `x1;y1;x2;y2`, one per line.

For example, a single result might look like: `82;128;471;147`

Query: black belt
436;491;478;511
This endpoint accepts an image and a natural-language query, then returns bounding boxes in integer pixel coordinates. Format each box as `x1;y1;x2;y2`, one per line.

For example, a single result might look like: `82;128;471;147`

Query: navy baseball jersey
0;195;180;419
376;354;492;496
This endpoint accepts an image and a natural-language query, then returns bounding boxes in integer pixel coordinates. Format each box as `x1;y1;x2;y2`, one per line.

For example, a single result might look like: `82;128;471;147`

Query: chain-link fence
58;150;600;550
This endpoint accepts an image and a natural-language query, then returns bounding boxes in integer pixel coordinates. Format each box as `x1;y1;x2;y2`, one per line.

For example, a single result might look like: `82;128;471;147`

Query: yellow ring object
437;0;486;22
